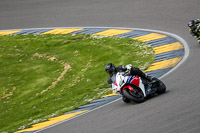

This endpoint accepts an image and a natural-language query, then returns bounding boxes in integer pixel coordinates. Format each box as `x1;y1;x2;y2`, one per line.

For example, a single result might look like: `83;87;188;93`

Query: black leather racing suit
107;65;150;85
189;19;200;40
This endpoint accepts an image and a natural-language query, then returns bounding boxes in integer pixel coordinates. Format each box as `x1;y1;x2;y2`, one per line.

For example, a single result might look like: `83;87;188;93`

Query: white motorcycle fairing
111;72;147;97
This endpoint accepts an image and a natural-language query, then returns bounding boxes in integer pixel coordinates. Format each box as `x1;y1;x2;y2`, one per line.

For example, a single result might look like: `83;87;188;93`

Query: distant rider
188;19;200;44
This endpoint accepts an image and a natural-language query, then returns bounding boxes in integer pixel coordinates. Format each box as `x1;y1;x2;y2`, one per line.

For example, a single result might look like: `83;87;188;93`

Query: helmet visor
106;70;110;74
189;25;195;30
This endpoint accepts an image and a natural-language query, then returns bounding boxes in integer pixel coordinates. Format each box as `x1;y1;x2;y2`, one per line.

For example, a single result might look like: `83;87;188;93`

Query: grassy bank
0;34;154;133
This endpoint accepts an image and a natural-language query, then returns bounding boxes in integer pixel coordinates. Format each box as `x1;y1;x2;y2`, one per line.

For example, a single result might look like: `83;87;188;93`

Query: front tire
122;96;131;103
122;88;145;103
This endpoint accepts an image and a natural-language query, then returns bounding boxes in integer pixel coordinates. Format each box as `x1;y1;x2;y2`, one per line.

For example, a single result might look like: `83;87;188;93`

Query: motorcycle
111;72;166;103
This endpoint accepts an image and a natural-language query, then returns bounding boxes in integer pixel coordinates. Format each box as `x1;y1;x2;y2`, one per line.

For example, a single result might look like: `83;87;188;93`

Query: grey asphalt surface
1;0;200;133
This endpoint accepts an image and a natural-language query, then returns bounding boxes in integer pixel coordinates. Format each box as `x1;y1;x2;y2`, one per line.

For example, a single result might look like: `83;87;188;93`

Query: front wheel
122;96;131;103
122;88;145;103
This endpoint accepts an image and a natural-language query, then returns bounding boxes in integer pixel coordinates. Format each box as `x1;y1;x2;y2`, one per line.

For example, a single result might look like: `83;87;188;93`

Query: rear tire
122;88;145;103
156;80;166;94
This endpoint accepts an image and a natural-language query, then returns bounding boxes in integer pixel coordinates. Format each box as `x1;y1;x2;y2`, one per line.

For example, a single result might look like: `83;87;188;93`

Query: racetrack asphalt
1;0;200;133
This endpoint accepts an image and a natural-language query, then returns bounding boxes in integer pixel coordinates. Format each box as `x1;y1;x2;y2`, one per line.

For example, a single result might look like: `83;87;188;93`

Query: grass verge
0;34;154;133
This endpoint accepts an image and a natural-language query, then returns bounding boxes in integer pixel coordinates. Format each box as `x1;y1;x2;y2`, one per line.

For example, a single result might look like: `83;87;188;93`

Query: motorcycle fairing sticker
127;76;140;86
114;80;118;86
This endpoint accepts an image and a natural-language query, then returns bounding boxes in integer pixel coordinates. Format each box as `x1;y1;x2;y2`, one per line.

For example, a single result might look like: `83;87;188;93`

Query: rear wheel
122;87;145;103
157;81;166;94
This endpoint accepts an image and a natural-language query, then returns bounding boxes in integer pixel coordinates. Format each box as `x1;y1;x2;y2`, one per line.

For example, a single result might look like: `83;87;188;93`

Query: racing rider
105;63;152;95
188;19;200;43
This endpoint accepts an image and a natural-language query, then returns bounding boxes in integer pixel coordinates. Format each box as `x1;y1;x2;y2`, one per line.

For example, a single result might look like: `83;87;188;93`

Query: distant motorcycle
187;19;200;45
111;72;166;103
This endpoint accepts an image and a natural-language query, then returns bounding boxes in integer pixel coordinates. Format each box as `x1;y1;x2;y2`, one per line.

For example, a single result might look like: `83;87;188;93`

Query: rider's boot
146;85;151;96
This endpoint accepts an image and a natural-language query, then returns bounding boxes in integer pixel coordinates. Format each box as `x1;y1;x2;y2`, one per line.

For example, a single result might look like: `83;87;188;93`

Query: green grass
0;34;154;133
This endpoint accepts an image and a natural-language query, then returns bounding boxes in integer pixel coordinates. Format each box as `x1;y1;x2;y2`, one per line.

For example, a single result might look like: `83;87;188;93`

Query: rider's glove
125;64;132;71
124;64;132;75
